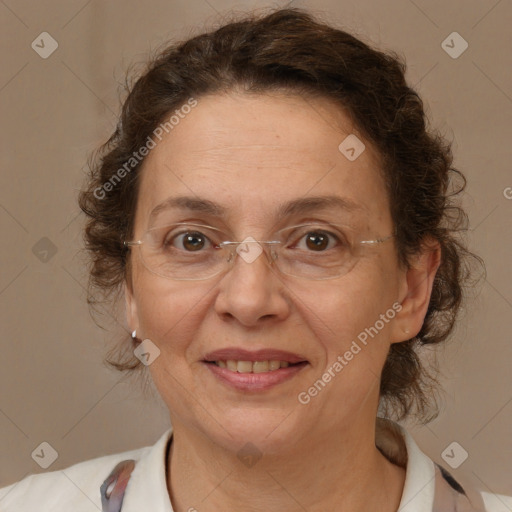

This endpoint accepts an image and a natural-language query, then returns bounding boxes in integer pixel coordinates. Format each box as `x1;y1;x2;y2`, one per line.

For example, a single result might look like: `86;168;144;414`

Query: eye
290;227;344;252
163;229;214;252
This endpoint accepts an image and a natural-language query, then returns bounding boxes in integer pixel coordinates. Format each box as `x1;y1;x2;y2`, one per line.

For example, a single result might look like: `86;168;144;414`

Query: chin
204;408;301;455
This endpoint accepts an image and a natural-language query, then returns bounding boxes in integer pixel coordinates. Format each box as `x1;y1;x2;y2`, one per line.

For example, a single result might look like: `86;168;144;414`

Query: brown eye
305;232;330;251
179;232;207;251
162;230;211;252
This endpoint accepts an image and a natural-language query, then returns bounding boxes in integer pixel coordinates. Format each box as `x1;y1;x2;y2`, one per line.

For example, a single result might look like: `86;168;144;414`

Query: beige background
0;0;511;499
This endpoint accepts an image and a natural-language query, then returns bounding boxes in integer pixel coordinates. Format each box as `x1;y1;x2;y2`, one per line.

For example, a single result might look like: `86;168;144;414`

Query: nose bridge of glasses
221;238;280;268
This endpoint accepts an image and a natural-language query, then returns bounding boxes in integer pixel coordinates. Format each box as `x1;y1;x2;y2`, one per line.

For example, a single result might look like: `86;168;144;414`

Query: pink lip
204;361;308;392
203;347;307;364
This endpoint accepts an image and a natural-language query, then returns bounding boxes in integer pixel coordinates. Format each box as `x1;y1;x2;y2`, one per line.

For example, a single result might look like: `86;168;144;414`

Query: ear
390;239;441;344
124;279;139;333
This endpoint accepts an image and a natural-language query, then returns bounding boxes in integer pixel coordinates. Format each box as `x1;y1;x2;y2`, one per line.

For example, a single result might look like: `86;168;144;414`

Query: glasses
123;222;394;281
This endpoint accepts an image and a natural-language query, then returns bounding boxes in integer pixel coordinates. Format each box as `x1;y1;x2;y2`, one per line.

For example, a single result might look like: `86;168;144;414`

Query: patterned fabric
100;460;136;512
432;463;486;511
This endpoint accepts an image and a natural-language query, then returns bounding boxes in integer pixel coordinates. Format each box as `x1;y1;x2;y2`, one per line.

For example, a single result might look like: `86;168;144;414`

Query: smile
212;360;294;373
203;360;309;392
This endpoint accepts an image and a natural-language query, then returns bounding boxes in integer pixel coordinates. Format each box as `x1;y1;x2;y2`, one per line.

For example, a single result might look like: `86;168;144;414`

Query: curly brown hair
78;7;483;423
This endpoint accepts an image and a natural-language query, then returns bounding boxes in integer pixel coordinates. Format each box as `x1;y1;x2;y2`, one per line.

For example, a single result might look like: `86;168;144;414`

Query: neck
166;414;406;512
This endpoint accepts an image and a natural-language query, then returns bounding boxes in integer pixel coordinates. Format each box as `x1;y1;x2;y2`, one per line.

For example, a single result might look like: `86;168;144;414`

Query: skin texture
125;91;441;512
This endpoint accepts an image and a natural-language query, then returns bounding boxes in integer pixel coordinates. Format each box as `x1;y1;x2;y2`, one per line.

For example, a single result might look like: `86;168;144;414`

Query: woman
0;7;509;512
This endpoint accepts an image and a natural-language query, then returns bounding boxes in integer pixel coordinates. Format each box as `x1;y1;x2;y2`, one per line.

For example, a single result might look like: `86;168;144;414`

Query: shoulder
0;445;149;512
376;418;512;512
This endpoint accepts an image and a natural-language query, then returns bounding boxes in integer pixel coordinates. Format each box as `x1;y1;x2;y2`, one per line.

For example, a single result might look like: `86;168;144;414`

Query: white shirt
1;419;510;511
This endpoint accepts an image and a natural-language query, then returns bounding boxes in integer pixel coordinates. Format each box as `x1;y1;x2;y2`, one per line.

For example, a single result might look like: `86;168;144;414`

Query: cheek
292;273;398;418
293;258;399;359
133;273;209;355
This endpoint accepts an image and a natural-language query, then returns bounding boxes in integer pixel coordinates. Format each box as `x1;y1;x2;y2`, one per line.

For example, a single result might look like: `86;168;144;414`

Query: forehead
134;92;391;231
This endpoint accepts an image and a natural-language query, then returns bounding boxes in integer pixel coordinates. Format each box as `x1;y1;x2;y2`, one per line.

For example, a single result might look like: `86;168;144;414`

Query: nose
213;242;291;327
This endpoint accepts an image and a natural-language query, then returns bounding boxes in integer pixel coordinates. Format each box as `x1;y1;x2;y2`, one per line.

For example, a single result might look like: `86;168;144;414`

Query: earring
132;330;137;339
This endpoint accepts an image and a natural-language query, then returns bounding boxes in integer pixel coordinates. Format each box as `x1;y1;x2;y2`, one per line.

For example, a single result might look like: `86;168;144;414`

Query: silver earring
132;330;137;339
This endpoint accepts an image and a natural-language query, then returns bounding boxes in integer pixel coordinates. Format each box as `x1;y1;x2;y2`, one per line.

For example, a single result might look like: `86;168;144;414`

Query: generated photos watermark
298;302;403;405
93;97;198;200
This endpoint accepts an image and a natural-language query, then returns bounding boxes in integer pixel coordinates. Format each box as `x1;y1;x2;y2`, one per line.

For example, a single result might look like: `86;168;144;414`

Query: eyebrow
148;194;366;224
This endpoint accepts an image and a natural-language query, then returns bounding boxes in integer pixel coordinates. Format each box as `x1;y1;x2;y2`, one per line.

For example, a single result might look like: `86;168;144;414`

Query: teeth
253;361;269;373
237;361;253;373
269;360;281;371
216;360;294;373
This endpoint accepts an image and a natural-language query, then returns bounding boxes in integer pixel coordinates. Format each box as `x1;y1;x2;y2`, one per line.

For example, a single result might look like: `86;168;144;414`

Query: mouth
201;348;309;391
204;360;306;373
202;347;308;370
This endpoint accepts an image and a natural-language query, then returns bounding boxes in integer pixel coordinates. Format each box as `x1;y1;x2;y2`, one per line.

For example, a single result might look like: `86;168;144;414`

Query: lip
204;360;309;392
203;348;307;364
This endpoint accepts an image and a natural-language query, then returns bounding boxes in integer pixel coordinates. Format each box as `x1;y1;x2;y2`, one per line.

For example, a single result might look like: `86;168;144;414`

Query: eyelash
166;231;216;250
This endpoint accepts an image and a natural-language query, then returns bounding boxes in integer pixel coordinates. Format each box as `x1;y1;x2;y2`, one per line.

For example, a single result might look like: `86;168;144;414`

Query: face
125;91;415;454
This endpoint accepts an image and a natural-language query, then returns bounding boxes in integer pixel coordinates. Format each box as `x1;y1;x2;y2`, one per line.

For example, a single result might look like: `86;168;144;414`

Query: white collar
390;422;436;511
122;427;174;511
121;419;438;512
